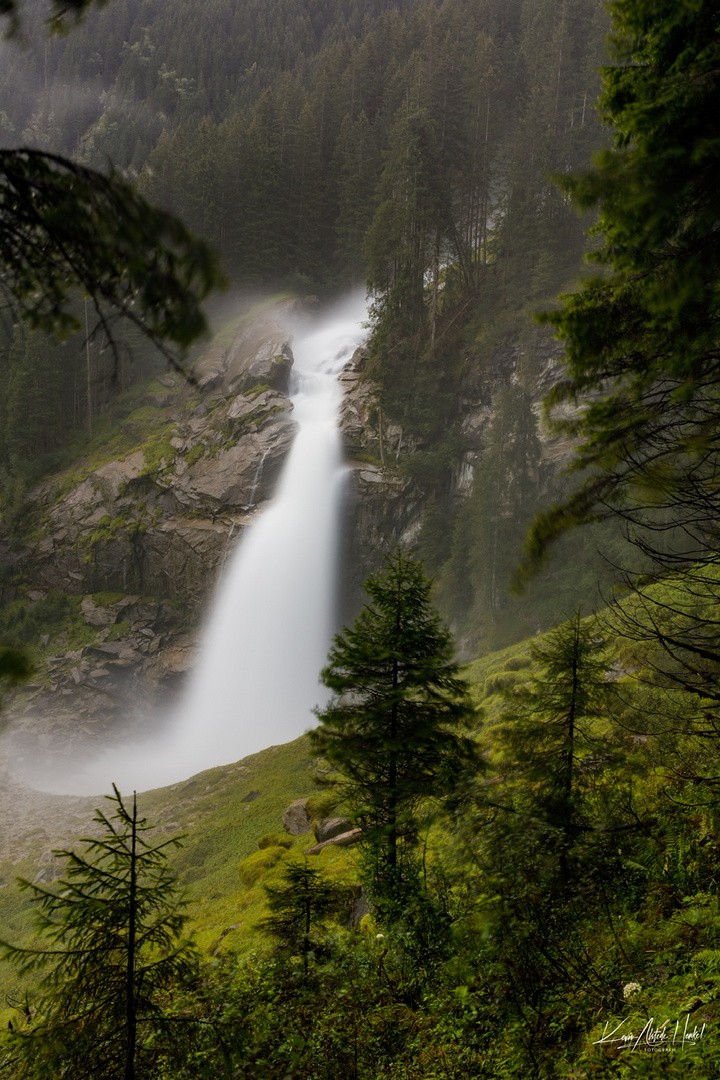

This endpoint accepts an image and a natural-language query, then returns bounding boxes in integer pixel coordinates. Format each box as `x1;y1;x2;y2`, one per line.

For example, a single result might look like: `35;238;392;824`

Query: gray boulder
314;816;353;843
282;798;312;836
304;828;362;856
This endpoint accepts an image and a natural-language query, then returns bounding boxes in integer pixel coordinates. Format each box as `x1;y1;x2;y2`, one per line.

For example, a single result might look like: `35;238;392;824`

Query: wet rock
18;303;301;623
171;410;295;512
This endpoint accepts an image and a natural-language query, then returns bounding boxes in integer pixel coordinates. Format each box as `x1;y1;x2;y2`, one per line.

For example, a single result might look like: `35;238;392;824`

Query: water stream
40;291;368;794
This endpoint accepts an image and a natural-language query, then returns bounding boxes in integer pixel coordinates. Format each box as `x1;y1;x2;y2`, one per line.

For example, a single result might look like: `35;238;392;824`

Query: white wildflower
623;982;642;999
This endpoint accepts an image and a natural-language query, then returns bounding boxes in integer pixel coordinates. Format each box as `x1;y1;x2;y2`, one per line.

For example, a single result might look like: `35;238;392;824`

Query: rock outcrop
282;798;313;836
1;299;572;763
314;816;353;843
337;351;423;596
2;300;306;756
24;303;301;616
337;330;572;602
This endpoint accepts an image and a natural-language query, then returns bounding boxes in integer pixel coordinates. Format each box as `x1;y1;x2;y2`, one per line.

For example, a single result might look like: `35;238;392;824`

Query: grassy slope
0;732;357;1018
3;591;719;1069
0;629;556;1006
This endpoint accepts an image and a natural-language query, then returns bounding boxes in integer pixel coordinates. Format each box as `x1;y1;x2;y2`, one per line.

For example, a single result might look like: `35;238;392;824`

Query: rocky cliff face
338;351;423;597
1;298;569;766
336;329;570;598
29;306;299;613
2;300;307;758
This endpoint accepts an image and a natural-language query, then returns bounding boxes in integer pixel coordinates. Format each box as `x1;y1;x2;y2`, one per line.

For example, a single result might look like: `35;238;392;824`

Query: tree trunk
124;793;138;1080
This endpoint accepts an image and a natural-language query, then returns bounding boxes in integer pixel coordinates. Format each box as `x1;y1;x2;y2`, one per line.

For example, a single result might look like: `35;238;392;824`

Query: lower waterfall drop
50;291;368;794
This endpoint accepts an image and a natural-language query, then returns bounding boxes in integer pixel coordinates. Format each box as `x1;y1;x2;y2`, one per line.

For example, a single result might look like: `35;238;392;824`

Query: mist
15;290;369;795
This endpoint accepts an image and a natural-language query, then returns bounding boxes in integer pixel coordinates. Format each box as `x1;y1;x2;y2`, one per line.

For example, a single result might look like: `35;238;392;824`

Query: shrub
239;847;288;887
258;833;293;851
502;655;532;672
305;792;339;822
484;671;523;697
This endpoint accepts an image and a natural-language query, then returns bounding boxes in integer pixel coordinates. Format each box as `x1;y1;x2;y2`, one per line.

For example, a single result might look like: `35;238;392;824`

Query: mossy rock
484;671;523;697
238;846;288;887
91;591;125;607
257;833;293;851
184;444;205;467
305;792;340;821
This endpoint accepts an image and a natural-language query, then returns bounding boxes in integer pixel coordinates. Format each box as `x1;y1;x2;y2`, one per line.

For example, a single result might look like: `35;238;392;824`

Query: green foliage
0;591;74;650
523;0;720;576
259;859;350;974
5;621;720;1076
184;444;205;467
0;787;199;1079
304;791;339;822
0;643;31;718
494;612;613;849
257;833;293;851
238;846;289;888
137;430;177;478
0;150;224;368
0;645;31;683
312;550;479;918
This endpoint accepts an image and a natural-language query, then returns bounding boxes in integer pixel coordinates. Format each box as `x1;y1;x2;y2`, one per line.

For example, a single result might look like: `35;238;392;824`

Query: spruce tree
311;550;479;915
260;860;349;976
516;0;720;748
0;147;222;373
0;787;198;1080
497;612;610;856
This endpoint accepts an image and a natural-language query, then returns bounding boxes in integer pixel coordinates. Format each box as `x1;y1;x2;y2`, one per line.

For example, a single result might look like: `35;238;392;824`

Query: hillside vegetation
2;595;720;1076
0;0;617;654
2;0;720;1076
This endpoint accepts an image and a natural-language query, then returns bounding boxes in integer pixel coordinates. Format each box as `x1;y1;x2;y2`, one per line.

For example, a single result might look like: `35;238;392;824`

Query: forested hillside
4;1;720;1077
0;0;614;651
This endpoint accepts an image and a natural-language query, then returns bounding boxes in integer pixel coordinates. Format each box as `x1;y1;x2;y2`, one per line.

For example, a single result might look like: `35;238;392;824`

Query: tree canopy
522;0;720;577
0;787;198;1080
0;0;105;37
311;551;478;909
0;149;224;372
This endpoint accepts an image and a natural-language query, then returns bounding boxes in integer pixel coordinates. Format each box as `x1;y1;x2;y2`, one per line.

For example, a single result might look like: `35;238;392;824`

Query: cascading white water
38;291;368;794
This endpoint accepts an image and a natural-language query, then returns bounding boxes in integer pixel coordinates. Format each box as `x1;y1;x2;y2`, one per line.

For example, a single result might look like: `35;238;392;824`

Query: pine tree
311;550;479;915
260;860;349;976
0;148;223;373
517;0;720;749
0;787;198;1080
497;612;610;864
442;383;542;646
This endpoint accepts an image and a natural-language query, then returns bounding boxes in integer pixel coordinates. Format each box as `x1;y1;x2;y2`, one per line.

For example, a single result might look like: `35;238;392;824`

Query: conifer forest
2;0;720;1077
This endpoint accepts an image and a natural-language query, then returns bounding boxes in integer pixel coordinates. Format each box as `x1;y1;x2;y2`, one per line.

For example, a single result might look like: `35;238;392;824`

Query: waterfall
42;291;368;794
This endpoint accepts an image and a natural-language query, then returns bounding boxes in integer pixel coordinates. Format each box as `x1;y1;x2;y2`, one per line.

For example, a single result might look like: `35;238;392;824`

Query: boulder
80;596;120;629
314;816;353;843
192;308;296;397
282;798;312;836
171;410;295;511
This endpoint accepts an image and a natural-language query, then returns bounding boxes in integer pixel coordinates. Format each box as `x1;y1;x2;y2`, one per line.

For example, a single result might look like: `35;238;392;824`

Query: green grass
0;621;553;1000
